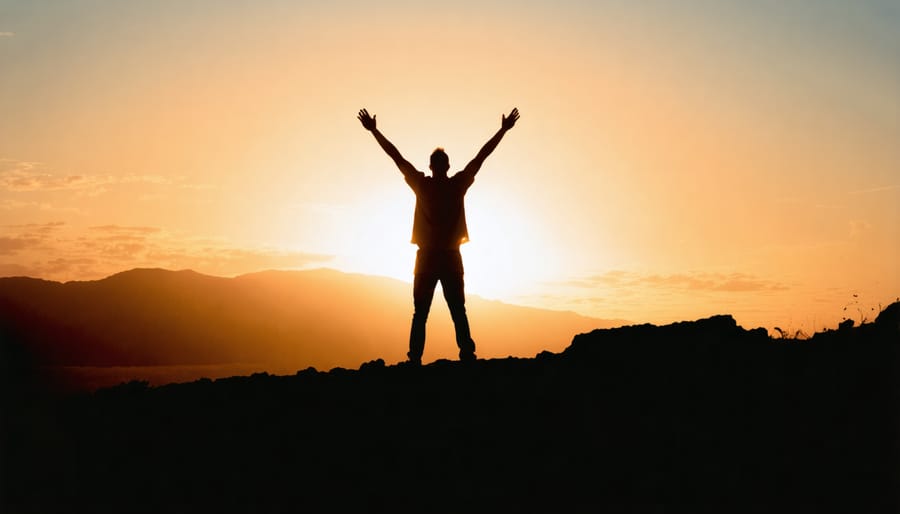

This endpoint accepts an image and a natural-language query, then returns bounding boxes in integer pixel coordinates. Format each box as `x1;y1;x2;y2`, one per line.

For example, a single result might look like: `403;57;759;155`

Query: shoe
406;353;422;366
459;351;476;362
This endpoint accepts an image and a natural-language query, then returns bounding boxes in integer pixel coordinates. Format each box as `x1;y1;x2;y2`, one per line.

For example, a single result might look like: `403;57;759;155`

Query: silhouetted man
358;107;520;365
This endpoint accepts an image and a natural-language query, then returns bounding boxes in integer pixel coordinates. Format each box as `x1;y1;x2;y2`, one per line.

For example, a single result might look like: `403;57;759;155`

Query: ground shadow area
3;303;898;513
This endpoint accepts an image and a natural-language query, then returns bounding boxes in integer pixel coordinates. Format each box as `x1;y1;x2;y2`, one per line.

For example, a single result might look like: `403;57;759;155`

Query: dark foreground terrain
3;304;898;513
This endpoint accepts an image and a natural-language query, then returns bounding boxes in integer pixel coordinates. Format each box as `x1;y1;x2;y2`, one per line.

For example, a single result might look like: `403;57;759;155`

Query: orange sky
1;1;898;332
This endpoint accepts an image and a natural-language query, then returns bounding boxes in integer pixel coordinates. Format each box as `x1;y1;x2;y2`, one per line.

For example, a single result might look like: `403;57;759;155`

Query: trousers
408;249;476;361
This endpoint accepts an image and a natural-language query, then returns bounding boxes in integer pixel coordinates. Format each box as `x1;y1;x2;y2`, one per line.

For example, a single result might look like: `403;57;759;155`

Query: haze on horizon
1;0;898;332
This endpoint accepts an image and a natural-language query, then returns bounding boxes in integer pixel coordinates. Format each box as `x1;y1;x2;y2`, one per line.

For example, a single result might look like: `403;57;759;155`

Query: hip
414;247;464;276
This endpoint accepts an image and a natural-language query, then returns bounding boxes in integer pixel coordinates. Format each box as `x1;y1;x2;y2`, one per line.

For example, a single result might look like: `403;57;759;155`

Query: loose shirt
405;170;475;249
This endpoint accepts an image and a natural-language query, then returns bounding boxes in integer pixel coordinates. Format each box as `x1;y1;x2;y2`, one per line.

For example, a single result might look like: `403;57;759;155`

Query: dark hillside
0;268;624;390
2;304;898;513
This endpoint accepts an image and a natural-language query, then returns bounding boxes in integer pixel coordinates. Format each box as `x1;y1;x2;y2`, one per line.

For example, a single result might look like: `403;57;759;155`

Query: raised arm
462;108;520;177
357;109;418;178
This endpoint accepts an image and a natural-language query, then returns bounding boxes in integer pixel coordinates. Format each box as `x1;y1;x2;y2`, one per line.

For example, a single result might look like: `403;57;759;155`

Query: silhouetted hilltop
0;268;625;390
3;305;897;513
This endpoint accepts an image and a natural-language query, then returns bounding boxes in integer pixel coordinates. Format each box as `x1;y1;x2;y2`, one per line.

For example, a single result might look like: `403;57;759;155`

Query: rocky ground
3;304;898;513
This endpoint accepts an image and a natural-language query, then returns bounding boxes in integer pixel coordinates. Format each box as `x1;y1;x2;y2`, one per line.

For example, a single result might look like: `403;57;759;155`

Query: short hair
430;148;449;171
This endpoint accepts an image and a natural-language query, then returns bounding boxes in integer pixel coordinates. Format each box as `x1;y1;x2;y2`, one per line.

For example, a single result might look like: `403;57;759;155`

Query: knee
448;303;467;319
412;308;430;322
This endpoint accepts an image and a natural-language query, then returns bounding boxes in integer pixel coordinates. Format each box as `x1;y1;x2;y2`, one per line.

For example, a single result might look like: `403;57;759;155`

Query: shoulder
451;170;475;187
404;170;427;187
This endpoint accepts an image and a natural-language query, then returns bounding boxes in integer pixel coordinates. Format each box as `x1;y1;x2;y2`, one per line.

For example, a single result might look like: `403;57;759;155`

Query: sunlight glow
1;1;897;331
319;173;564;303
461;199;562;300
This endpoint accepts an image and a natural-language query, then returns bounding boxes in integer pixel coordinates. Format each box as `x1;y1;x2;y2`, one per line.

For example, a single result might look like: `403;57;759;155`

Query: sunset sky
2;0;898;332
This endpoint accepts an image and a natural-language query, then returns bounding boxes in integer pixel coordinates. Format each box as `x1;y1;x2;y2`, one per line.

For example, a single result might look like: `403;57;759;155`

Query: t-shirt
405;170;475;249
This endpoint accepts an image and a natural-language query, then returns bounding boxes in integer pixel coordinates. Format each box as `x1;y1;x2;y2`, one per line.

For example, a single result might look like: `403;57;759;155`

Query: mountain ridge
0;267;627;390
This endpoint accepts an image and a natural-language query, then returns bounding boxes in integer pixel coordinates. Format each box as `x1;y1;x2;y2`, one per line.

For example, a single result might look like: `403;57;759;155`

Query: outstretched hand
357;108;376;131
501;108;520;130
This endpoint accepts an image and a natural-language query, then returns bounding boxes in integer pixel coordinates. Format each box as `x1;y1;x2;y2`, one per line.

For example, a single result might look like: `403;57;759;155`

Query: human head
429;148;450;177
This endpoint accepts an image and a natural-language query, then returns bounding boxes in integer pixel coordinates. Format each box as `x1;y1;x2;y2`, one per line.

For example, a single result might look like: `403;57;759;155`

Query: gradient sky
2;0;898;332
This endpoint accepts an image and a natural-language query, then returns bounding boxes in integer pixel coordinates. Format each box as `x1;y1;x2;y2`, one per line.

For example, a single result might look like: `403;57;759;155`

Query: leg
409;273;438;363
440;273;477;360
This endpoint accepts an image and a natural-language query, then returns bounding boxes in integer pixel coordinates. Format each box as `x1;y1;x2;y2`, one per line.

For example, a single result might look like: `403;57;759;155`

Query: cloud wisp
848;184;900;195
563;270;789;294
0;223;333;281
0;159;206;197
533;269;814;332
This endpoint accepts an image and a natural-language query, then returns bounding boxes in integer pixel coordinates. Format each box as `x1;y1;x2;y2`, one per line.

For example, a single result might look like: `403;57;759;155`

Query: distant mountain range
0;268;626;390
